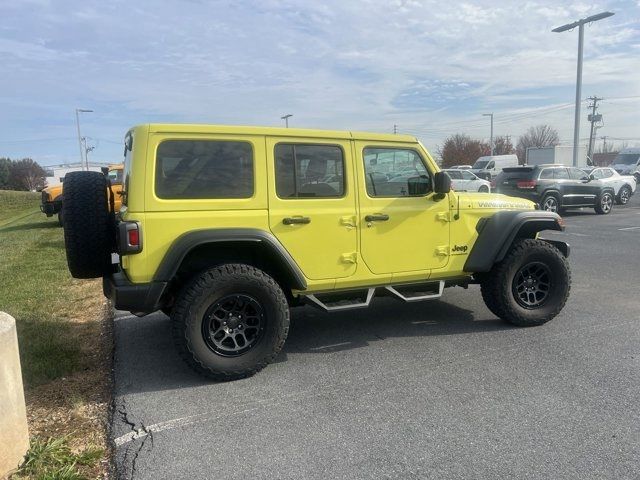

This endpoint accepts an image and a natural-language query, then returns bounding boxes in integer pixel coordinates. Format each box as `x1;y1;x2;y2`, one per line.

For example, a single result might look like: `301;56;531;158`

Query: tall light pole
75;108;93;170
482;113;494;155
281;114;292;128
552;11;614;166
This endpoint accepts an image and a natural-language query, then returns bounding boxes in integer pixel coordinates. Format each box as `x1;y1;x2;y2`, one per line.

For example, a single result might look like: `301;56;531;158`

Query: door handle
283;216;311;225
365;214;389;222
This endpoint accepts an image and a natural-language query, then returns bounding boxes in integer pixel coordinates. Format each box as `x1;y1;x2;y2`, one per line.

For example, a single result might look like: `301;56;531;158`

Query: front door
355;142;450;275
267;138;357;280
567;167;598;205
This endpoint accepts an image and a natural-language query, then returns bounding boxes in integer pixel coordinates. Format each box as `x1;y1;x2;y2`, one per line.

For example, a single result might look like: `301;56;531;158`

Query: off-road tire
480;239;570;327
171;264;290;381
57;209;63;227
62;171;114;278
616;185;632;205
594;191;613;214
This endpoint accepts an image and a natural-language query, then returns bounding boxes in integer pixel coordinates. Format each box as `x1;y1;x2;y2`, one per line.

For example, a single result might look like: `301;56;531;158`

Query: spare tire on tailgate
62;171;115;279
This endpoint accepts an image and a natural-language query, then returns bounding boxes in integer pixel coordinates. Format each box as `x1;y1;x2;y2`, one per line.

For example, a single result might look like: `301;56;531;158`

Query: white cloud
0;0;638;164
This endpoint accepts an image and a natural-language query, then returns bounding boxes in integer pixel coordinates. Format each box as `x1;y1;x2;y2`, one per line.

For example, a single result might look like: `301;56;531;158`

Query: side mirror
582;176;591;182
407;175;430;195
434;171;451;196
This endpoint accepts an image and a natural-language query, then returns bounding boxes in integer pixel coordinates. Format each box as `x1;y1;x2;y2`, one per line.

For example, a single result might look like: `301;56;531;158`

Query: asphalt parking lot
112;195;640;480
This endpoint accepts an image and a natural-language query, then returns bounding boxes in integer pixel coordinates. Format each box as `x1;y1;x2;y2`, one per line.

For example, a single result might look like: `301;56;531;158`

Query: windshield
613;153;640;165
473;160;489;169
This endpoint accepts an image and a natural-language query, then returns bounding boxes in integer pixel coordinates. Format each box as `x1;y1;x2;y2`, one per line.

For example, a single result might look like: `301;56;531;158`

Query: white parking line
310;341;352;350
618;226;640;231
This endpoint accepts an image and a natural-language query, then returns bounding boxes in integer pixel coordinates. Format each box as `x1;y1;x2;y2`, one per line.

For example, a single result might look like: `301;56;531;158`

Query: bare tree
595;140;627;154
437;134;490;168
8;158;46;191
492;136;516;156
516;125;560;163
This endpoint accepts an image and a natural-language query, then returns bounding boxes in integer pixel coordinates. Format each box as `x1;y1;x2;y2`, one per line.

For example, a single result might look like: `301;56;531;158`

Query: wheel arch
154;228;307;292
464;211;567;273
540;189;561;206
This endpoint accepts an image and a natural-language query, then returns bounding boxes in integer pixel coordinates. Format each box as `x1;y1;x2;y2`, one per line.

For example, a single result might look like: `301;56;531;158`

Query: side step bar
303;281;444;312
305;289;375;312
385;281;444;302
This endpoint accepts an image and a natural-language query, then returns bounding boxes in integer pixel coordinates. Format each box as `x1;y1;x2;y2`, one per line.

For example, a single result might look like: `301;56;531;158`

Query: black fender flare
540;189;561;206
153;228;307;290
464;211;567;273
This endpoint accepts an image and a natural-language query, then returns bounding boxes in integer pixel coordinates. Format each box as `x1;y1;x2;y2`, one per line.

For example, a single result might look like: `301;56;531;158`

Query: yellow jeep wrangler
41;164;124;225
61;124;571;381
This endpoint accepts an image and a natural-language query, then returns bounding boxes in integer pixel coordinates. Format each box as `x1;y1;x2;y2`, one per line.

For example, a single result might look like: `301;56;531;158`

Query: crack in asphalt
116;396;154;479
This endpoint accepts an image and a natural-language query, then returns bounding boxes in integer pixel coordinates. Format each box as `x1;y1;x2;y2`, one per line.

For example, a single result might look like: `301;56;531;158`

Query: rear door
266;137;357;280
460;169;479;191
552;167;575;205
446;170;463;191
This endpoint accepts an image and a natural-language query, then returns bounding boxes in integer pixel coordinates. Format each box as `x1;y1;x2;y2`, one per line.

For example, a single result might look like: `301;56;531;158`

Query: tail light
517;180;537;189
118;221;142;255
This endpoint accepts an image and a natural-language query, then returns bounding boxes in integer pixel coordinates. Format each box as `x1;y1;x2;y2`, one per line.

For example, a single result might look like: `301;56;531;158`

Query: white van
610;147;640;182
470;154;519;180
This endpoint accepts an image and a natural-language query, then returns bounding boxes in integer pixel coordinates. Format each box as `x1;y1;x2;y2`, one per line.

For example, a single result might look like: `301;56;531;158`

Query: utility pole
586;96;603;164
552;11;614;167
75;108;93;170
601;135;608;153
483;113;494;155
281;114;292;128
82;137;95;168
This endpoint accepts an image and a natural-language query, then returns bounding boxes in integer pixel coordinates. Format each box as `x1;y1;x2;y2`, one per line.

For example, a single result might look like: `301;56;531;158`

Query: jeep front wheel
171;264;290;381
480;239;570;327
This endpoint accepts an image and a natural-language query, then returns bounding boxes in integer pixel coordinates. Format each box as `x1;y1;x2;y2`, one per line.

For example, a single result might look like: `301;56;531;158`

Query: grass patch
13;437;103;480
0;189;40;225
0;190;112;479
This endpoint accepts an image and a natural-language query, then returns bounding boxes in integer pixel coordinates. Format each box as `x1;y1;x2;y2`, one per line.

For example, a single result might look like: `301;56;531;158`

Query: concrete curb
0;312;29;478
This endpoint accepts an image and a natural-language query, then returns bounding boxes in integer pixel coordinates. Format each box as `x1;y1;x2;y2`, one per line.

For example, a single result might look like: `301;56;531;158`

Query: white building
44;162;111;188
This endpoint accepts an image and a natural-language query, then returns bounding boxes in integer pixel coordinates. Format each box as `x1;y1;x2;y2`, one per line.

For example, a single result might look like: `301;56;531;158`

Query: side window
363;147;432;197
602;169;614;178
539;169;554;179
487;161;495;170
275;144;344;198
590;169;603;179
568;167;587;180
460;170;475;180
554;168;569;180
155;140;254;199
446;170;462;180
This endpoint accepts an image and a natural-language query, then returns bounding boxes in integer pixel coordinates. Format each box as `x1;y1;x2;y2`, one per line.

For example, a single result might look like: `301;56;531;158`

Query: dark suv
493;164;615;214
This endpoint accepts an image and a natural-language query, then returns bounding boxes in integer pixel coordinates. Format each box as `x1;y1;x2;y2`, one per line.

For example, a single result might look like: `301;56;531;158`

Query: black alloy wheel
512;262;551;309
202;294;265;357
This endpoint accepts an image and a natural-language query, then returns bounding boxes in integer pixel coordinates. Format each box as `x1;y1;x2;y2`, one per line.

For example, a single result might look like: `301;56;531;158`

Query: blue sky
1;0;638;165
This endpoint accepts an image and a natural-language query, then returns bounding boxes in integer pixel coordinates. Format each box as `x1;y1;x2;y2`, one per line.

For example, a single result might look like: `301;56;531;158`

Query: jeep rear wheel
171;264;289;381
62;171;115;279
480;239;570;327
